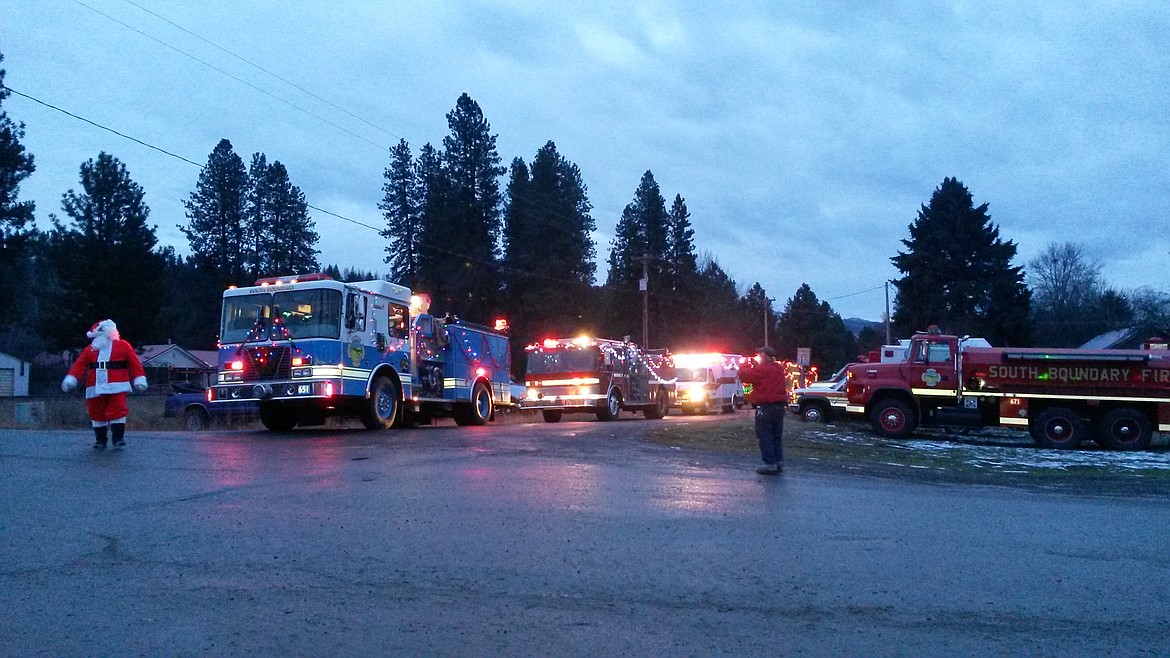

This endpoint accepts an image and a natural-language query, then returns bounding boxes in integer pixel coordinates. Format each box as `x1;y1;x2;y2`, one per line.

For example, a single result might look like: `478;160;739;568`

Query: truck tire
596;389;622;421
542;410;562;423
721;397;734;414
361;376;399;430
184;407;210;431
801;402;829;424
259;401;298;432
454;382;493;426
1097;408;1152;451
1030;407;1084;449
869;399;917;439
643;387;668;420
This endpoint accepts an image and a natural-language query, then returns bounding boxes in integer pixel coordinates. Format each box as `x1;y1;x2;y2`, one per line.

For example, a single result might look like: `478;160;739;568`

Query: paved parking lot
3;420;1169;655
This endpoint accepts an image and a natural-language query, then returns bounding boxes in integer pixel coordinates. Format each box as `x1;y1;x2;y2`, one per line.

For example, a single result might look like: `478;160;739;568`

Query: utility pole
884;281;892;345
764;297;775;347
640;253;650;348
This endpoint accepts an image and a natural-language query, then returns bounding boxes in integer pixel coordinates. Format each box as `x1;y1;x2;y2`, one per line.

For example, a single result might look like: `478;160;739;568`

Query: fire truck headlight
578;386;594;396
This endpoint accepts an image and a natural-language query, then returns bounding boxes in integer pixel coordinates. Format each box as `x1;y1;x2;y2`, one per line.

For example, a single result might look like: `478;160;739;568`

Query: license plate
298;384;311;395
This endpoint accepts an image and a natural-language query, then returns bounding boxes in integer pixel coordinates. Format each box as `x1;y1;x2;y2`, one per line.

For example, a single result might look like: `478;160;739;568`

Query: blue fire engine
209;273;512;431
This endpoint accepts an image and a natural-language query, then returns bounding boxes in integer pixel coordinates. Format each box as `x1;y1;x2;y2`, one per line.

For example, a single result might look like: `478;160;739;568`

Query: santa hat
87;319;118;339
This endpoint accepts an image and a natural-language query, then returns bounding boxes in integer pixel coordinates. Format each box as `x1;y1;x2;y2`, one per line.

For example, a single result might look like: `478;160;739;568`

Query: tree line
1;51;1167;387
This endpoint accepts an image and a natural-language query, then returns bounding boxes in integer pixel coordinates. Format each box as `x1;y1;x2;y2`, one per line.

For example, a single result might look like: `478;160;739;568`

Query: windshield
676;367;710;383
526;347;600;375
221;288;343;343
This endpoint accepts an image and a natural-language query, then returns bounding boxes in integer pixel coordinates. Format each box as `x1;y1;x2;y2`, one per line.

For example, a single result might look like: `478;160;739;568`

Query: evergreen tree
156;250;224;349
774;283;856;373
666;195;698;292
856;325;883;361
891;177;1030;345
739;282;776;354
419;93;505;320
502;142;596;373
379;138;420;285
671;255;744;353
0;52;38;335
182;139;248;283
243;152;270;279
262;160;318;276
44;152;165;347
604;171;669;345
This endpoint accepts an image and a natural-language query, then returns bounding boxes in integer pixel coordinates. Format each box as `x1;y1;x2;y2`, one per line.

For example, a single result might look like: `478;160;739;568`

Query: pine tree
422;93;505;320
379;139;420;285
740;282;776;353
502;142;597;373
0;52;38;336
182;139;249;282
45;152;165;347
262;161;318;276
775;283;856;373
604;171;669;345
891;177;1030;345
414;142;447;295
243;152;270;278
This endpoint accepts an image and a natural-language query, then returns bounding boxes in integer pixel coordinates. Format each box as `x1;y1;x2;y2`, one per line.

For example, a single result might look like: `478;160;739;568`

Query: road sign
796;347;811;366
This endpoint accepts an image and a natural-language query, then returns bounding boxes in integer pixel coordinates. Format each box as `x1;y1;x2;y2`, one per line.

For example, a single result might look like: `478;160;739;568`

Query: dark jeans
754;403;786;465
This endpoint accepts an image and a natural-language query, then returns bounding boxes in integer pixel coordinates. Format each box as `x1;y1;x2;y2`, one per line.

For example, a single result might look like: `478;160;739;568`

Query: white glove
132;376;148;393
61;375;78;393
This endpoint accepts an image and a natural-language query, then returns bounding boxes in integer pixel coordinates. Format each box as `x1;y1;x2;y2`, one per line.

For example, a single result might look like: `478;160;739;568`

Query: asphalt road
2;416;1169;656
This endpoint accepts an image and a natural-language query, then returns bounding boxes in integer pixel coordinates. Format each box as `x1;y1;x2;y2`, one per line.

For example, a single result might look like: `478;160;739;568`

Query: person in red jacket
738;346;789;474
62;320;148;449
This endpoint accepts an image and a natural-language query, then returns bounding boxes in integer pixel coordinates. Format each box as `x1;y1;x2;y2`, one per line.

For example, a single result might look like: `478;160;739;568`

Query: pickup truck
788;364;851;423
165;382;257;430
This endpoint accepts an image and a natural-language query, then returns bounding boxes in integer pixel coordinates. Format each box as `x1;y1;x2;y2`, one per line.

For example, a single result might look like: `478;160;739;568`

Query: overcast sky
3;1;1167;322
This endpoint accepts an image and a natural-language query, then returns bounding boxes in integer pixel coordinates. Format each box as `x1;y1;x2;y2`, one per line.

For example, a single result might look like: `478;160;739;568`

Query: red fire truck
845;332;1170;450
520;336;675;422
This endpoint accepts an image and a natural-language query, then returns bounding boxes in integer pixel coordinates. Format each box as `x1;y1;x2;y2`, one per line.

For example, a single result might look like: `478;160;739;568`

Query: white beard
90;333;114;353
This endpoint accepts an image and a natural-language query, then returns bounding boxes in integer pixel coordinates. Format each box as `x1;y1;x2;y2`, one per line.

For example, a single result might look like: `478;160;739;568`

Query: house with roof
0;351;32;397
1079;326;1170;351
138;344;218;390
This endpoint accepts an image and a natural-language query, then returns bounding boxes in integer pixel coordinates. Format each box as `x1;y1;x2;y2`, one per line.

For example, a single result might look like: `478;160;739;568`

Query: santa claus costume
62;320;148;449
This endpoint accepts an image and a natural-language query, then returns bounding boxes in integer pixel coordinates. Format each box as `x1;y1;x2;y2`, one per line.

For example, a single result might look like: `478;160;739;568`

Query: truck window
345;293;367;332
913;340;953;364
387;303;408;340
273;288;342;339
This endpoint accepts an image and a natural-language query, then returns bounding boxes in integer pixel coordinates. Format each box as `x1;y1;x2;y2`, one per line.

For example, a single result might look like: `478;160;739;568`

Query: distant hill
843;317;882;336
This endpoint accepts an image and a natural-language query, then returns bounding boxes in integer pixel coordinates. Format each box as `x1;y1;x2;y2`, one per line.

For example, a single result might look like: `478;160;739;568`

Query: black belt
88;360;129;371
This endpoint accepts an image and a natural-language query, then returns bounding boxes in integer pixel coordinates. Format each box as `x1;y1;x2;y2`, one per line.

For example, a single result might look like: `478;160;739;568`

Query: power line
3;85;205;168
117;0;405;144
68;0;391;152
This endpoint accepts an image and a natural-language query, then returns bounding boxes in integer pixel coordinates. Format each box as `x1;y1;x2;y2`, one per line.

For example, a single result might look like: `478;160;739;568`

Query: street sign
796;347;811;366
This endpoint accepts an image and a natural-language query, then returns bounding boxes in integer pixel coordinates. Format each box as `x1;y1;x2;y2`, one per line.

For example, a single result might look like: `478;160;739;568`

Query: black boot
111;423;126;448
93;426;108;449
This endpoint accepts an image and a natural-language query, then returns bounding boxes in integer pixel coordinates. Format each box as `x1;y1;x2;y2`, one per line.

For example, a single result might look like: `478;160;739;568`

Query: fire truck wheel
643;387;668;420
597;389;622;421
542;410;562;423
1097;408;1152;451
455;382;493;426
801;403;827;424
1030;407;1085;449
259;402;298;432
361;376;400;430
184;407;210;431
869;399;917;439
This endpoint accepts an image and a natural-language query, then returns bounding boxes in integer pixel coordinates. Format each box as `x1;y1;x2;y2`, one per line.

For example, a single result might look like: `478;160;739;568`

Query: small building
0;351;32;397
1080;326;1170;351
138;344;217;390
